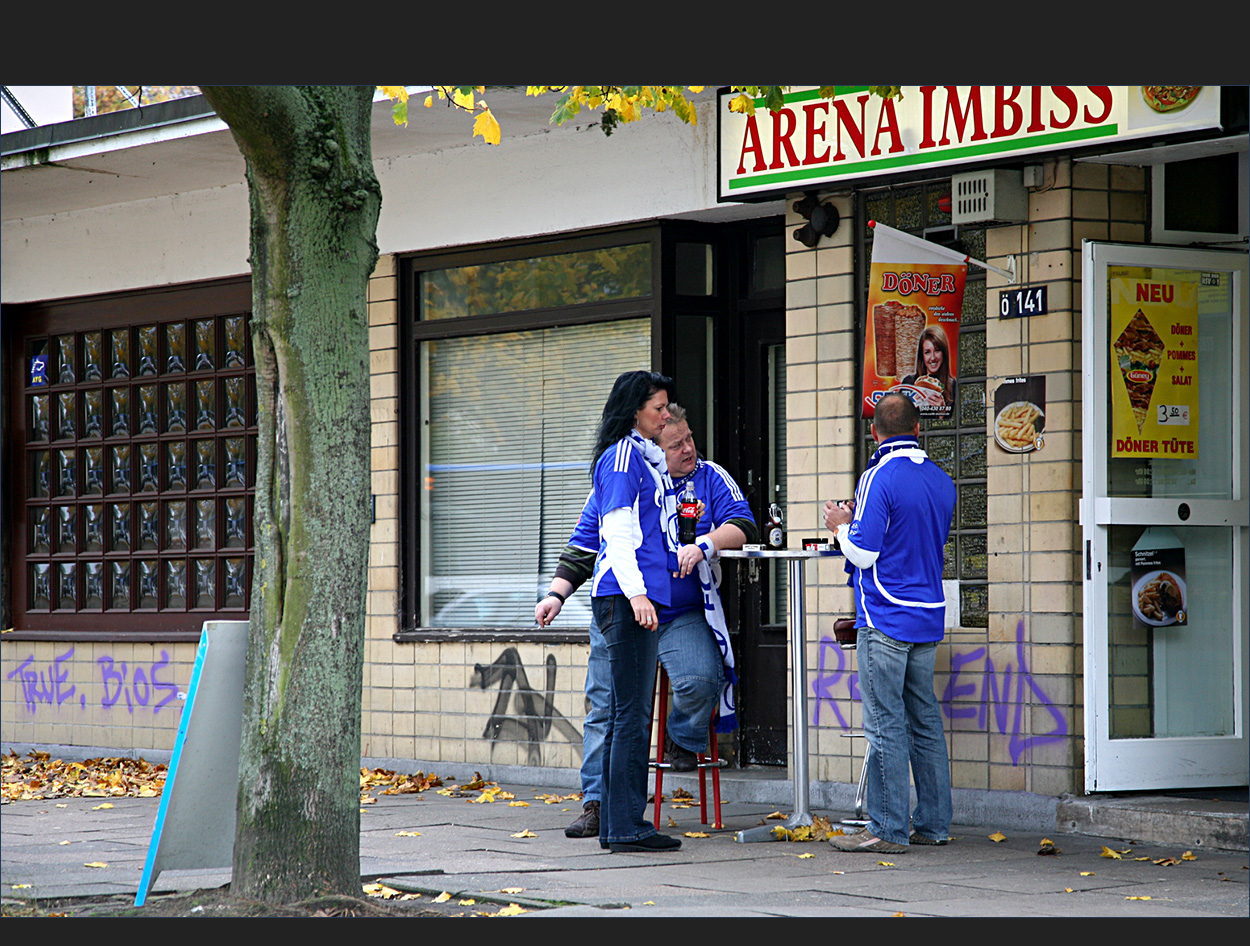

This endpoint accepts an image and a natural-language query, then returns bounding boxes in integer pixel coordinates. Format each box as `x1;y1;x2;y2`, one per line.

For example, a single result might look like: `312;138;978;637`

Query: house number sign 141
999;286;1048;319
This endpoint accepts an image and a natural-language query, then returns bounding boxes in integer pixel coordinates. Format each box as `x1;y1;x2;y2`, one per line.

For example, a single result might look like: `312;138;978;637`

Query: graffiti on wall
471;648;583;766
6;647;180;716
811;620;1067;765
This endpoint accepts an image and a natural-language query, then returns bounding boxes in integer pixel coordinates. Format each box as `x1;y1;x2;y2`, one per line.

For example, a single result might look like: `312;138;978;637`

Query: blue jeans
856;626;952;845
593;594;660;843
580;607;723;802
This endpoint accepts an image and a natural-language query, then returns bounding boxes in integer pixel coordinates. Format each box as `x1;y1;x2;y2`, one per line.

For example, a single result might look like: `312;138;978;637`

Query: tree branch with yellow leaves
379;85;902;144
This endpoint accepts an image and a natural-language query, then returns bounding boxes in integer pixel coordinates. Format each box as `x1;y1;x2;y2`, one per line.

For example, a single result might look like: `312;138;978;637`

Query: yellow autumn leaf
433;891;451;903
1134;856;1152;861
684;831;710;838
508;801;529;807
1080;871;1095;876
395;831;421;837
473;107;501;146
92;802;114;809
878;861;895;867
378;87;407;102
496;904;526;916
511;829;537;838
1126;896;1152;900
11;884;32;889
765;810;787;820
989;831;1007;842
499;887;524;894
59;840;70;845
1065;887;1074;893
363;883;401;899
1182;850;1197;860
1100;846;1122;859
798;853;815;859
458;898;476;906
84;862;108;868
361;796;377;804
451;88;476;110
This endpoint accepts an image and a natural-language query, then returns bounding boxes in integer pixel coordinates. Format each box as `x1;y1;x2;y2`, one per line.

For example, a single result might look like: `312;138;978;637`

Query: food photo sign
993;375;1046;453
1109;266;1200;459
1130;529;1187;631
860;221;966;419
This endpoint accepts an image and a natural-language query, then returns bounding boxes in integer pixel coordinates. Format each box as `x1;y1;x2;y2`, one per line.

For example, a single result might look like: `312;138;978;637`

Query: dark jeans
592;594;660;844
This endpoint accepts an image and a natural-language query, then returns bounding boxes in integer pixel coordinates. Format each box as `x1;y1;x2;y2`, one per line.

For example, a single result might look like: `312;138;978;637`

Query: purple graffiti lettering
150;651;178;713
814;620;1067;767
8;656;40;712
98;656;133;713
811;637;859;727
7;649;77;713
943;648;984;719
132;666;150;706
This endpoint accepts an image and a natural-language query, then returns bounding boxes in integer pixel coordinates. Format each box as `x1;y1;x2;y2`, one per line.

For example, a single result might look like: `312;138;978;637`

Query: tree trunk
200;86;380;903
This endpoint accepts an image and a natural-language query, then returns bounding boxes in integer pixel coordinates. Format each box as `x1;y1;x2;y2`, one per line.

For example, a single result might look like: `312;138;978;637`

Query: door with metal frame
1081;241;1248;792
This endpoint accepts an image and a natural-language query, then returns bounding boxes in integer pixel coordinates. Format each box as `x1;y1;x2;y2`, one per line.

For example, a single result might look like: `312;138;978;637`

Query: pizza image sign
1109;267;1200;459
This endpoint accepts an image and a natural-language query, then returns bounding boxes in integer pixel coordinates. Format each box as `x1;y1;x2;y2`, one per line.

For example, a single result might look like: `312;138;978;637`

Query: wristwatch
543;590;566;604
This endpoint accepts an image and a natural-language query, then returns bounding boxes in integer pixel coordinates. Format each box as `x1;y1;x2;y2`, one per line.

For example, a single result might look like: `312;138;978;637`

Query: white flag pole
869;220;1017;284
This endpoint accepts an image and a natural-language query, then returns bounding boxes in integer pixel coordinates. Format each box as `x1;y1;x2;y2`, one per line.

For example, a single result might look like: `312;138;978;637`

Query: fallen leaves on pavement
1037;838;1060;855
3;750;166;802
359;767;443;797
988;831;1007;842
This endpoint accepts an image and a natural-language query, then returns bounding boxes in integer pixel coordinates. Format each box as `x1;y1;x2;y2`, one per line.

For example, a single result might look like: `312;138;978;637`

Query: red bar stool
649;665;724;830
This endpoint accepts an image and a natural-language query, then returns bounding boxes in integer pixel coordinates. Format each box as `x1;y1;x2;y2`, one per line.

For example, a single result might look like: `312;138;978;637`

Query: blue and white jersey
659;460;752;622
589;438;671;606
575;457;753;620
842;437;955;643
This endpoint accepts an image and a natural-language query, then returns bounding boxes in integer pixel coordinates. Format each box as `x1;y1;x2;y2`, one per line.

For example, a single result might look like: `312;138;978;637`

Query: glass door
1082;241;1248;792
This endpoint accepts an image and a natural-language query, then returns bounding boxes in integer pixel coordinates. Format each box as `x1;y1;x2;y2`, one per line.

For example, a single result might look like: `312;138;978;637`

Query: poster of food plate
993;376;1046;453
1130;543;1187;630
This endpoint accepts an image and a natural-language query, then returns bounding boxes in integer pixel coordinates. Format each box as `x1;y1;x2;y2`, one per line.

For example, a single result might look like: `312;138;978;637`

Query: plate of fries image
994;401;1045;452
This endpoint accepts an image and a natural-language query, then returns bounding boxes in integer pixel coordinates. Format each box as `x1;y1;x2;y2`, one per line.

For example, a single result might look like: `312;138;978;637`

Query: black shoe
609;833;682;853
565;800;600;838
663;732;699;772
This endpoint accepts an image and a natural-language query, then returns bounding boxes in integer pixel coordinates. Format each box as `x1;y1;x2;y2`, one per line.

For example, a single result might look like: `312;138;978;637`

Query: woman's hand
534;596;562;627
630;594;659;631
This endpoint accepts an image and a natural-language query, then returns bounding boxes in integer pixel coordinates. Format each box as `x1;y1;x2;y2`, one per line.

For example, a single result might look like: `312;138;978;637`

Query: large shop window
402;236;658;636
5;280;256;637
858;183;989;627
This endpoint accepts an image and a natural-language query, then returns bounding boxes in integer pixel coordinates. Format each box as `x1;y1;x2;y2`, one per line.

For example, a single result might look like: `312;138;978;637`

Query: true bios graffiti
811;620;1067;766
470;648;583;767
7;648;179;716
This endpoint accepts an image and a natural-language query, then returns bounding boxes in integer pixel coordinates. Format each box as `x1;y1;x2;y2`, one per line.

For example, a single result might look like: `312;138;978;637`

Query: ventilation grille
951;169;1027;225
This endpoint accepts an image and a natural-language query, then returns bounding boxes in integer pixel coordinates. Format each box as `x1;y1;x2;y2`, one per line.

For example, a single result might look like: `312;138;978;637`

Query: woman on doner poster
861;221;967;419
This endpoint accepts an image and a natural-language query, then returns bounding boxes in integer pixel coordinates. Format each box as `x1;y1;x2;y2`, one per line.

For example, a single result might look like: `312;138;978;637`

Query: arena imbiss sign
718;86;1220;200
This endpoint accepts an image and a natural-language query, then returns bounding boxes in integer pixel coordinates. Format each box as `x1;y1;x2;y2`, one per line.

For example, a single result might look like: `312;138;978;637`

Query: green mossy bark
201;86;380;904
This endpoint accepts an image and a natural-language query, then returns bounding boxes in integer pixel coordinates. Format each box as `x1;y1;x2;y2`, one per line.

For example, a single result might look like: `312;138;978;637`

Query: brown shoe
565;800;599;838
828;828;907;853
909;831;948;845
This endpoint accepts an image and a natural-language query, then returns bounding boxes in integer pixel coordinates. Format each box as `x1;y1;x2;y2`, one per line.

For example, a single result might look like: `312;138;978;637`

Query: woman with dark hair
901;326;954;407
589;369;683;852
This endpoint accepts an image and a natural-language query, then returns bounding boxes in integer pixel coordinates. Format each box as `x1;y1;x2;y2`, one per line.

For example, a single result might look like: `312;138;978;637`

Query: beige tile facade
3;157;1153;806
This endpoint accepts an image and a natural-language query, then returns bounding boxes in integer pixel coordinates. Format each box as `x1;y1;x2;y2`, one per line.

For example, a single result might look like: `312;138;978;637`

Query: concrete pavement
3;767;1246;918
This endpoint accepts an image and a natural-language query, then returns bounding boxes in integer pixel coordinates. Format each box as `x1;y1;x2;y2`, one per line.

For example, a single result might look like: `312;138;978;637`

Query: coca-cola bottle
678;481;698;545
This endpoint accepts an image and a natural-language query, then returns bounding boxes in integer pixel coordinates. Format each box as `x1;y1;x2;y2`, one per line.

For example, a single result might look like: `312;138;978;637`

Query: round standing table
719;547;842;842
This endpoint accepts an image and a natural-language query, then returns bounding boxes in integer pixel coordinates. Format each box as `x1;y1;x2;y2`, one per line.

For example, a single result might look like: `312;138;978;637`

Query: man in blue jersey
823;392;956;854
536;404;756;839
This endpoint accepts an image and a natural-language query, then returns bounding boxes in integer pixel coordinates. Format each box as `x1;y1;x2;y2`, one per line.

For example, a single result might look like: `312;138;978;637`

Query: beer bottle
766;503;785;549
678;481;699;545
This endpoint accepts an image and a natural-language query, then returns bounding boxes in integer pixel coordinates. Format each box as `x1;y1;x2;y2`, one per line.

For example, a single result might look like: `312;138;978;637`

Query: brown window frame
4;277;256;640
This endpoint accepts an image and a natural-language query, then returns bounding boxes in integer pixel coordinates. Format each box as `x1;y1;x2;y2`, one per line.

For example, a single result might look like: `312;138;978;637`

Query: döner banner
861;222;966;419
719;86;1219;200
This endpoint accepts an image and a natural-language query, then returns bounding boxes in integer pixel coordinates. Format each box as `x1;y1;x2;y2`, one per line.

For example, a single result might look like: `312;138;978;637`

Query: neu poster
1109;266;1200;459
861;222;967;419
